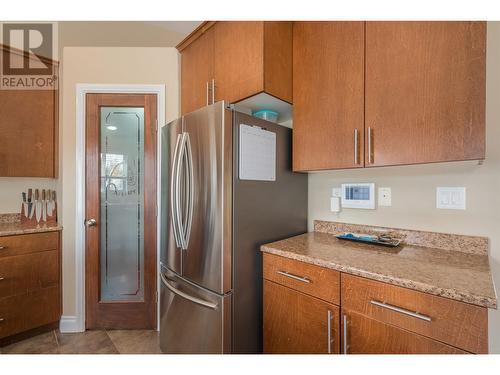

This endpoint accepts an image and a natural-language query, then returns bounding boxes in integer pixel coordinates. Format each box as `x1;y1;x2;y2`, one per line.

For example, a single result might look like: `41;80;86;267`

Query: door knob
85;218;97;227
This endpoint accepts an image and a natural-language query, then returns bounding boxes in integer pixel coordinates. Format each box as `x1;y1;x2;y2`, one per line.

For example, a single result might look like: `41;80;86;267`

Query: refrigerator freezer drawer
159;267;231;354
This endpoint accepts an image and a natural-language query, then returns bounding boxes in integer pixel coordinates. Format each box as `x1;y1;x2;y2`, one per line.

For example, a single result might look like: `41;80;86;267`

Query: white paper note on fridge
239;124;276;181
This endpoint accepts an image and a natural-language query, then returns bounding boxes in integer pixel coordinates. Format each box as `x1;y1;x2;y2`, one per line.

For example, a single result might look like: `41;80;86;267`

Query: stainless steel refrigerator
159;101;307;353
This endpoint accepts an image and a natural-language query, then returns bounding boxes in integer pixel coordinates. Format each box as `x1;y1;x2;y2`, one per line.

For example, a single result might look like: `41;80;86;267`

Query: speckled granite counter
261;221;497;309
0;213;62;236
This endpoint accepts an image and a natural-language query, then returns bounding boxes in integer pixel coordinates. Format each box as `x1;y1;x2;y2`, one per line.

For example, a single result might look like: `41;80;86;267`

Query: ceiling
144;21;203;38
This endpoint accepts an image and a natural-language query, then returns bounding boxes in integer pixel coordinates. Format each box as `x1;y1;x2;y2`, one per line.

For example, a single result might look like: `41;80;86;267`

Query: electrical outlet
378;187;392;207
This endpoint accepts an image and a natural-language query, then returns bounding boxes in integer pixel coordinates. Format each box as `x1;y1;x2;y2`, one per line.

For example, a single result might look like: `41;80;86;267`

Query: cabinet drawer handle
0;317;4;322
0;277;4;281
327;310;334;353
276;271;310;284
342;314;348;354
370;300;432;322
0;246;6;250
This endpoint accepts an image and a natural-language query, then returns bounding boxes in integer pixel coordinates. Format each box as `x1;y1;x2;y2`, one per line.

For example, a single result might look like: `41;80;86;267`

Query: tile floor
0;329;162;354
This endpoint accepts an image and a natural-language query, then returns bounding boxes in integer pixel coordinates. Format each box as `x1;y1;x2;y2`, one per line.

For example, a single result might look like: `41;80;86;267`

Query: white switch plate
436;187;466;210
378;187;392;206
330;197;341;212
331;187;342;198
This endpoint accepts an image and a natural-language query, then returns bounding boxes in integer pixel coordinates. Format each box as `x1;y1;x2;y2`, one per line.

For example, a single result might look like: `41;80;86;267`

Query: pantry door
85;93;157;329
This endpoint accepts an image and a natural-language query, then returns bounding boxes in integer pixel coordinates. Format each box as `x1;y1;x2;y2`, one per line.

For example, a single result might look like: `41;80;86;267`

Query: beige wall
0;178;57;213
60;46;180;316
308;22;500;353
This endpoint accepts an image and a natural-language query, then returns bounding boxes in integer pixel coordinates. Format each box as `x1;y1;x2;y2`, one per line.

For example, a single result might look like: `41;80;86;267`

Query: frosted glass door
100;107;145;302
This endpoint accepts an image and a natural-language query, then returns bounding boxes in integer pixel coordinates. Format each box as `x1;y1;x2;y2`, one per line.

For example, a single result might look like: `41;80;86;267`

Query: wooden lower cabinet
263;280;340;354
262;254;488;354
0;231;61;343
341;310;467;354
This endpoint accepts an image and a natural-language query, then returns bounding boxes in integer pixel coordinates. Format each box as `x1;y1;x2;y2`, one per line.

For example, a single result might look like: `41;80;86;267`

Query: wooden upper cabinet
0;89;58;177
213;21;293;104
178;21;292;115
365;21;486;167
180;26;214;115
0;45;58;177
213;21;264;104
293;22;365;171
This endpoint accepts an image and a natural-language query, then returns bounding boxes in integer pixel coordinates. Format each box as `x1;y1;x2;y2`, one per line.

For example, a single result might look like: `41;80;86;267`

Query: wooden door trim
68;84;165;333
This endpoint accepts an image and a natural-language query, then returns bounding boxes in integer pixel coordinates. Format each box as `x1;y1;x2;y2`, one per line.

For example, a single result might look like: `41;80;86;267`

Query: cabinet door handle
370;300;432;322
354;128;359;165
211;79;215;104
367;127;373;164
276;270;310;284
342;314;348;354
0;277;4;281
0;246;6;250
327;310;334;354
0;318;4;322
206;81;209;106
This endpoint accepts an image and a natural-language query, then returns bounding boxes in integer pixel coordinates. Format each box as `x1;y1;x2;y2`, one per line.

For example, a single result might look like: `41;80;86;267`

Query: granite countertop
0;213;62;236
261;221;497;309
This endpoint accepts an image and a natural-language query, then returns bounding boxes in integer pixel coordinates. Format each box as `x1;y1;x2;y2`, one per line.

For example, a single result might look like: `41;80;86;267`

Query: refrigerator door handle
170;133;183;248
176;133;188;249
160;272;218;310
183;132;194;249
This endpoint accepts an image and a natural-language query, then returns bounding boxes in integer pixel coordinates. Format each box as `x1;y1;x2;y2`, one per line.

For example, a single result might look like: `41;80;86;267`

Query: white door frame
65;84;165;332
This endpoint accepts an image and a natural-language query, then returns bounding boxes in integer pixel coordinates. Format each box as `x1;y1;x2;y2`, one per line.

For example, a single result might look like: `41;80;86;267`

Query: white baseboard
59;315;84;333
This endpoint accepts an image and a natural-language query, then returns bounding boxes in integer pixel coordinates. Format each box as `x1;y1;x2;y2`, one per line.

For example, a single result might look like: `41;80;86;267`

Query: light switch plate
378;187;392;207
331;187;342;198
436;187;466;210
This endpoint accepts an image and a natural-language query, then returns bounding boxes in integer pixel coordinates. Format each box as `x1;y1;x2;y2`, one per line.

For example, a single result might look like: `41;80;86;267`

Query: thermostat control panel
341;183;375;209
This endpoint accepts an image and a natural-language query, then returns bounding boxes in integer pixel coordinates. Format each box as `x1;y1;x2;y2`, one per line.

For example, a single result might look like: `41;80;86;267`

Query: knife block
20;202;38;226
20;201;57;225
46;201;57;225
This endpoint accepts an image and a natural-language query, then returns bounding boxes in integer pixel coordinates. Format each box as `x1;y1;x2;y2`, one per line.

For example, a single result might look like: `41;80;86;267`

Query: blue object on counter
253;109;279;123
336;232;401;247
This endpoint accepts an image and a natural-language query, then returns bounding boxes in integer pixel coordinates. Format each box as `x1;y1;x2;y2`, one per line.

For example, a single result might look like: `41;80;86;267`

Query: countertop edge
0;225;63;237
261;244;498;310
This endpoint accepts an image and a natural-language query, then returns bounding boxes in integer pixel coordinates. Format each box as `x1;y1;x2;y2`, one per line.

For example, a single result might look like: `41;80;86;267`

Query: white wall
308;22;500;353
60;46;180;317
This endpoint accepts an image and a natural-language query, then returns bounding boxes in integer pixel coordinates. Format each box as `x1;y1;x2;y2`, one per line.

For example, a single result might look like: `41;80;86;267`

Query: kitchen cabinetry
293;22;365;171
292;21;486;171
365;22;486;167
263;253;340;354
177;21;293;115
341;311;466;354
262;254;488;354
0;231;62;344
180;25;214;115
0;45;59;177
341;273;488;354
264;280;339;354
